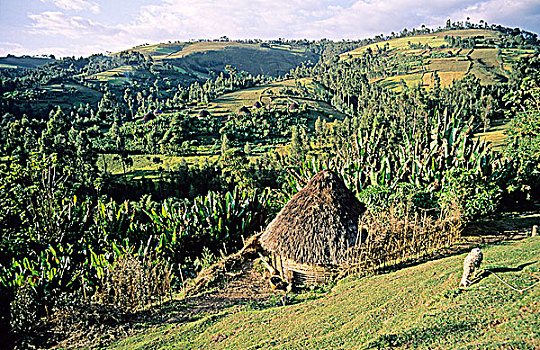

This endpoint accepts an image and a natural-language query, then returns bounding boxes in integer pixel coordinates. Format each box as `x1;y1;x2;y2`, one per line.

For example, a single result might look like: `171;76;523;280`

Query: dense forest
1;21;539;347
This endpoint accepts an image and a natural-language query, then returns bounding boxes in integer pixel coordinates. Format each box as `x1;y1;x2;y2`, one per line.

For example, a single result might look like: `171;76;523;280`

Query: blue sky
1;0;539;57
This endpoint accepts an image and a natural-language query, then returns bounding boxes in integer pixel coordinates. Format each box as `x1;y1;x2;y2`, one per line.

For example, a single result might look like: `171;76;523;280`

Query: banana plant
284;108;500;203
147;186;270;262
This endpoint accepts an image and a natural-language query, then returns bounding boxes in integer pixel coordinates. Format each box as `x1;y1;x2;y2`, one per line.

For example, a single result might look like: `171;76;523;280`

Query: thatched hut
238;106;251;114
143;112;155;122
260;170;367;286
198;109;211;118
288;101;299;111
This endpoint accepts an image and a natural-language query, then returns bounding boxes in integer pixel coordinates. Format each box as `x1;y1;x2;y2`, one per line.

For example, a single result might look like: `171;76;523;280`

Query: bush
10;281;39;334
438;168;501;221
95;253;172;311
503;76;540;203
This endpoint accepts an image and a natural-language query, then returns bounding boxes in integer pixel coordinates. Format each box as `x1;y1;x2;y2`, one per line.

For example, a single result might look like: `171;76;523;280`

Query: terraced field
201;78;346;119
500;48;536;73
340;29;532;91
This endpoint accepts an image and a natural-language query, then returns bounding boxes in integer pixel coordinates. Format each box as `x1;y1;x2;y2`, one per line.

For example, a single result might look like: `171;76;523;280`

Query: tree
220;133;230;156
315;116;323;138
504;76;540;201
288;126;306;164
244;142;252;156
38;108;98;190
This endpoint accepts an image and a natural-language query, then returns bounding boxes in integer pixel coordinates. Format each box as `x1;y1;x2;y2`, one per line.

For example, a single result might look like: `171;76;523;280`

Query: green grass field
475;121;510;151
202;78;346;119
109;235;540;349
379;73;425;92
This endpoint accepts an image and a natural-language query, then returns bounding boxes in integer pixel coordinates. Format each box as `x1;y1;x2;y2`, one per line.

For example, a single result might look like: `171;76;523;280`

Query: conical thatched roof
198;109;210;117
260;170;366;266
288;101;299;111
238;106;251;114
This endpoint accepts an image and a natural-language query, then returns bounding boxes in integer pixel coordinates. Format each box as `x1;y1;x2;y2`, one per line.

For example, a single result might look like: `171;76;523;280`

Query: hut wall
273;256;336;285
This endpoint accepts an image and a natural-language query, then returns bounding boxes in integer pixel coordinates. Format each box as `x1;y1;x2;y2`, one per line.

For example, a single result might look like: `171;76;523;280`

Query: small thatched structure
238;106;251;114
198;109;211;118
143;112;155;122
260;170;366;285
288;101;299;111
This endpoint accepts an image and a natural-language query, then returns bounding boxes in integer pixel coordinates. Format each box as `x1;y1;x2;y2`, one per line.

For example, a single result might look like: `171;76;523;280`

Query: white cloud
27;11;119;38
0;42;27;57
40;0;100;14
115;0;343;41
448;0;540;33
115;0;540;43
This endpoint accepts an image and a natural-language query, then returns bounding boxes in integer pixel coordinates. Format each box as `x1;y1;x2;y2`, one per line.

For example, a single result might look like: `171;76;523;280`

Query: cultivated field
339;29;530;89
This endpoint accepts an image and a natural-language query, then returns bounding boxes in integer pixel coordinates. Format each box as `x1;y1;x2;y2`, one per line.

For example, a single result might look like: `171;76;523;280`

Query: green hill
117;41;318;80
108;233;539;349
340;29;535;91
0;55;54;69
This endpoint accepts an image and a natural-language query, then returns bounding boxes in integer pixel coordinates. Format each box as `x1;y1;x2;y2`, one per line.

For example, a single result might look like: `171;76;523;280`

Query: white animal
459;248;483;287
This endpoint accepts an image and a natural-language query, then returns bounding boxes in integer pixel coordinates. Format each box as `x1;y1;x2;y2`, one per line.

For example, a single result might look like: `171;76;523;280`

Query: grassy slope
0;55;54;69
114;41;318;80
111;237;540;349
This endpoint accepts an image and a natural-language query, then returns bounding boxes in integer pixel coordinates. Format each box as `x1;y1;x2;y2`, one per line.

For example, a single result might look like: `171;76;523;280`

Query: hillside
114;41;319;80
340;29;535;91
2;22;540;350
0;55;54;69
109;231;539;349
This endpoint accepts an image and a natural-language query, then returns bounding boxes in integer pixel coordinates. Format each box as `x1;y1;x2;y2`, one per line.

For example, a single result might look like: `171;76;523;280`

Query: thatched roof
288;101;299;110
260;170;366;266
143;112;155;122
238;106;251;114
198;109;211;117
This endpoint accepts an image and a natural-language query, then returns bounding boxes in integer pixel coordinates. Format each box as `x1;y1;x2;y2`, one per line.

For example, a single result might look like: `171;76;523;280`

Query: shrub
10;281;39;334
95;252;172;311
438;168;501;221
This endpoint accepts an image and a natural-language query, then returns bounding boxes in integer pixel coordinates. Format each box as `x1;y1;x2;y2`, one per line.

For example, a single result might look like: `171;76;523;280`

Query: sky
1;0;540;58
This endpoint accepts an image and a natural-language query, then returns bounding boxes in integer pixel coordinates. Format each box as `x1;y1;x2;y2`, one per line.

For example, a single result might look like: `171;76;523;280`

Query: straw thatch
288;101;299;111
198;109;211;118
238;106;251;114
260;170;366;266
143;112;155;122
